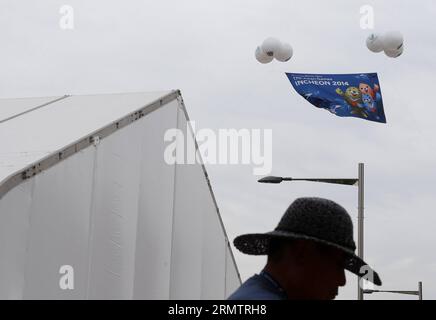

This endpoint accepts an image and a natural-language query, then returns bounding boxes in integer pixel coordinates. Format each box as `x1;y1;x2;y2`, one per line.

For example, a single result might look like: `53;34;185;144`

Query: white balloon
261;37;282;56
366;33;384;53
274;43;293;62
384;45;404;58
255;46;273;64
383;30;404;51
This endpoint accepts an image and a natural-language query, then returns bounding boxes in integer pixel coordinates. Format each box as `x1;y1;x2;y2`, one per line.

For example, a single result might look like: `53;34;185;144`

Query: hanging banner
286;73;386;123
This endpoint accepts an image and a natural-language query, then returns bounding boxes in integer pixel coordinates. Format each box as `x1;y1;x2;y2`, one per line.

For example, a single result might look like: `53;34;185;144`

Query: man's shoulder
227;274;286;300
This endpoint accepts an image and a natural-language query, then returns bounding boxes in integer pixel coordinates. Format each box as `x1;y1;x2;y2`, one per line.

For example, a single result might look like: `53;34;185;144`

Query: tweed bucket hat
234;197;382;286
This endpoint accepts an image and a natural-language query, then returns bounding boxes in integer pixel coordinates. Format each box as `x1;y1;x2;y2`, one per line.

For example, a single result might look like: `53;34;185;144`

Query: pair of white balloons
255;37;293;64
366;31;404;58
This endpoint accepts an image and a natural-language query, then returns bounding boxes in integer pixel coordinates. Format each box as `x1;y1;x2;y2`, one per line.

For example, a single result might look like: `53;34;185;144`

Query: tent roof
0;91;176;186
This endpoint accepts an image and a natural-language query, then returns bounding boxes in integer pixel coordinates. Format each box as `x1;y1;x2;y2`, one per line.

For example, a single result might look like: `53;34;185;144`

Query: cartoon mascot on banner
336;83;381;119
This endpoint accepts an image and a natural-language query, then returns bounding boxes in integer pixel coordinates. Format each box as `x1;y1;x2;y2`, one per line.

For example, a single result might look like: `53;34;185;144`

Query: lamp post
258;163;365;300
363;281;423;300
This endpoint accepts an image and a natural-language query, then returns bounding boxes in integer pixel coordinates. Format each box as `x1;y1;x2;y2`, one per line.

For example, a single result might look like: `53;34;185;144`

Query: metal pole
418;281;422;300
358;163;364;300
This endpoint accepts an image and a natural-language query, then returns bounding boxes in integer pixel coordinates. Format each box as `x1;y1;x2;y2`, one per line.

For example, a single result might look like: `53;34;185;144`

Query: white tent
0;90;241;299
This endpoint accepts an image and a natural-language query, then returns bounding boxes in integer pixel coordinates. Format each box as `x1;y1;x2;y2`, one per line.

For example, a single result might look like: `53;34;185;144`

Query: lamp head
258;176;284;184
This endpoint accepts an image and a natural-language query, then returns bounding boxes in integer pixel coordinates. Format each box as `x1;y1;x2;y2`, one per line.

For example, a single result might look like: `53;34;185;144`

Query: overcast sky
1;0;435;300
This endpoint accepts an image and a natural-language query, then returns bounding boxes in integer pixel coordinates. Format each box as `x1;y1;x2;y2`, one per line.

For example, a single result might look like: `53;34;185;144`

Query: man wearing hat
228;197;381;300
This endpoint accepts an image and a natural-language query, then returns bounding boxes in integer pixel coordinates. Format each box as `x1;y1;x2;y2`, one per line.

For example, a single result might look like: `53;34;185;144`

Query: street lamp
258;163;365;300
258;176;358;185
363;281;423;300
